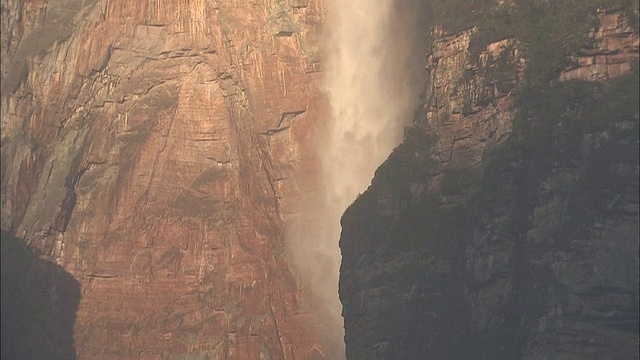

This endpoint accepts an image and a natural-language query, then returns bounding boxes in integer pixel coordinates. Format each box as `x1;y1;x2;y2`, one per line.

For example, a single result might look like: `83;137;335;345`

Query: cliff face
340;7;639;360
1;0;332;358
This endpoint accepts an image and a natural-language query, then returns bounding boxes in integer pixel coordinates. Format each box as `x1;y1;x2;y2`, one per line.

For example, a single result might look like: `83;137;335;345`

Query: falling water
287;0;428;357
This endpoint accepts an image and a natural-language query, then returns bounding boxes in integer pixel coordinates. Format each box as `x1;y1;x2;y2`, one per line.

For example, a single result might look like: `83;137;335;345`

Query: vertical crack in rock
2;0;333;357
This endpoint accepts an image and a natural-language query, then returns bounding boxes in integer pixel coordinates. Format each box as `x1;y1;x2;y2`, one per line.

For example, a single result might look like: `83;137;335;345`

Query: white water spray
287;0;427;357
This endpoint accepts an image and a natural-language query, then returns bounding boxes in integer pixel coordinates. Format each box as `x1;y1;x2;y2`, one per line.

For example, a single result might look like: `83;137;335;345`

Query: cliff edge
340;2;639;359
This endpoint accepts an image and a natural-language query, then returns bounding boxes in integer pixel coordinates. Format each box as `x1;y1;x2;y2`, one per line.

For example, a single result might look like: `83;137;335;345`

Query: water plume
287;0;429;357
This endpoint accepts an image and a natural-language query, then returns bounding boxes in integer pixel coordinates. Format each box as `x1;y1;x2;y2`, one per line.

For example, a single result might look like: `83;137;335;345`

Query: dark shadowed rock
339;5;639;359
1;230;81;360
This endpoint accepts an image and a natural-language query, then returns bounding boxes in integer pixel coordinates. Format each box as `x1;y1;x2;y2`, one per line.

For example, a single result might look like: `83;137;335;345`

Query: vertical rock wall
1;0;333;358
339;10;639;360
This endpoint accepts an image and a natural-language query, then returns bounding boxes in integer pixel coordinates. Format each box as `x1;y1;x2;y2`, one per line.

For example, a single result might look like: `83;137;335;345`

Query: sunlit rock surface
1;0;333;358
340;9;639;360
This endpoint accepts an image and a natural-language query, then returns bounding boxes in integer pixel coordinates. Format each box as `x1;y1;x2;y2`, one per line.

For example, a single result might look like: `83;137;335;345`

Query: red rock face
1;0;333;358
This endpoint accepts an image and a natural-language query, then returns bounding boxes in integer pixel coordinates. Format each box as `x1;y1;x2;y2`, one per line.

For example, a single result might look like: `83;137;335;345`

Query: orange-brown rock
560;11;639;81
1;0;333;358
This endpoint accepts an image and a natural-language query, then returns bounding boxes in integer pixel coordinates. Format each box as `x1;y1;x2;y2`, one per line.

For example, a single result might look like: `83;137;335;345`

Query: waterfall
287;1;428;357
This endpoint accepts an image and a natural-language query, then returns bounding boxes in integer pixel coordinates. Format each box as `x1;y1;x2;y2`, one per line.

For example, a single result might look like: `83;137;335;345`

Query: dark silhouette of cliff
339;2;639;358
1;230;80;360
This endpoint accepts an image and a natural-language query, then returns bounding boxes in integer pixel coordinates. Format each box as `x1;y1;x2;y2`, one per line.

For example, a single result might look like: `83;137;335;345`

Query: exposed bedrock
340;7;639;360
1;0;334;358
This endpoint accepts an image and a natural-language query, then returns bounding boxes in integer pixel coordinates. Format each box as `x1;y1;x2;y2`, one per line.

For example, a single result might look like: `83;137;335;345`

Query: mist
286;0;430;357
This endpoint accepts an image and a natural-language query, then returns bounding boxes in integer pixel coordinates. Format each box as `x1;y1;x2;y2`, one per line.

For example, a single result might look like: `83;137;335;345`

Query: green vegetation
513;0;635;87
418;0;638;174
428;0;497;36
342;4;638;357
344;0;639;252
427;0;637;87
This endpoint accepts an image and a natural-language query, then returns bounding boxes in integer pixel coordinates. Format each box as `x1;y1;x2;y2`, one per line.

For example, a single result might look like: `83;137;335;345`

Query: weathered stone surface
340;10;639;360
425;29;523;168
560;11;640;82
1;0;332;358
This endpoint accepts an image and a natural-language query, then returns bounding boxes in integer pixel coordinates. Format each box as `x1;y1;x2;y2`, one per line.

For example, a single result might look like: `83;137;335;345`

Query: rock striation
340;7;639;360
1;0;333;358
